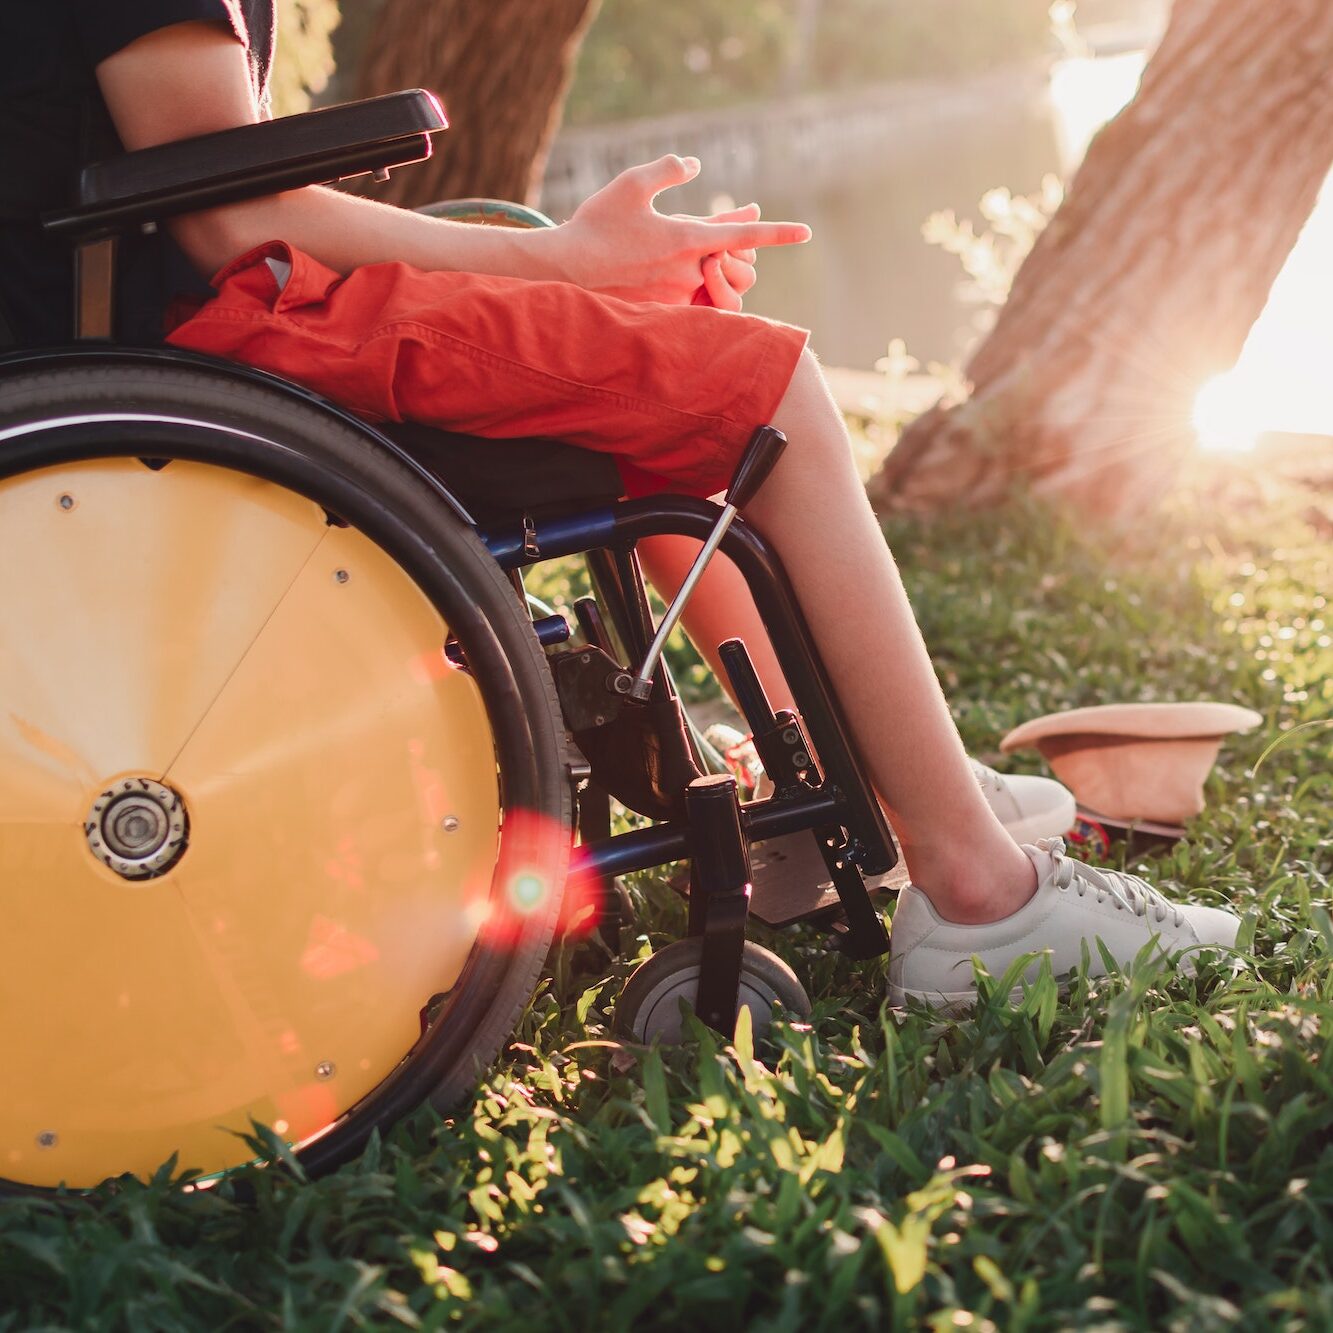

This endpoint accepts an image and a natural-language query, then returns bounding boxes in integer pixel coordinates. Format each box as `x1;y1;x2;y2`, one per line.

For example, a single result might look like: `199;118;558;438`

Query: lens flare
508;871;548;913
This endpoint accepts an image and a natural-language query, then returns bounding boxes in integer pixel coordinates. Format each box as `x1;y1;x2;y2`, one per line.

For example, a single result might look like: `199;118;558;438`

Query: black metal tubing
815;826;892;959
686;775;751;1031
484;506;618;566
583;549;634;662
483;497;898;875
719;638;780;736
570;789;843;882
614;545;657;666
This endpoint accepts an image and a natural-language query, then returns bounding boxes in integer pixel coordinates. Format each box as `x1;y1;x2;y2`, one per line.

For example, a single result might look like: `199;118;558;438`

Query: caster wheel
613;938;810;1044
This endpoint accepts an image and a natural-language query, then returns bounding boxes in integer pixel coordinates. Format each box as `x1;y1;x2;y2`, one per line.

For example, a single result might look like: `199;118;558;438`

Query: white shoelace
1037;836;1185;928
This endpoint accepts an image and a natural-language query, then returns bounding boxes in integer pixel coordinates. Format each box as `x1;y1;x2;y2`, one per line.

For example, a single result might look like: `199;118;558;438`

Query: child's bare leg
718;349;1034;924
637;536;797;714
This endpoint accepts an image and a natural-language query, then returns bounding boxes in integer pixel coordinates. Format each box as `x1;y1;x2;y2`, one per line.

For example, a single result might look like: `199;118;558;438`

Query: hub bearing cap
86;778;188;879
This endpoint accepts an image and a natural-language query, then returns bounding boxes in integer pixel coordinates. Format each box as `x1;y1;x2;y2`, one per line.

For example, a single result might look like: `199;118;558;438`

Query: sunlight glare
1190;179;1333;453
1052;57;1333;452
1192;375;1263;454
1202;177;1333;445
1048;52;1143;169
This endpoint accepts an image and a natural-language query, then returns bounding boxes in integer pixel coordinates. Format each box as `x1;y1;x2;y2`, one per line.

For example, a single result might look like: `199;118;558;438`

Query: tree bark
355;0;601;208
867;0;1333;523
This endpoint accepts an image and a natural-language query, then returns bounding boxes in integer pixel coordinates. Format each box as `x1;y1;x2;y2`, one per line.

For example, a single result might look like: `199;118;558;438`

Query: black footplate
748;830;908;929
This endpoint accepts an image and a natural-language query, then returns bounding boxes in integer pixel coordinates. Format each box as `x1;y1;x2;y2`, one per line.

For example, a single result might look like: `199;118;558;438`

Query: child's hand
549;156;809;307
690;204;762;311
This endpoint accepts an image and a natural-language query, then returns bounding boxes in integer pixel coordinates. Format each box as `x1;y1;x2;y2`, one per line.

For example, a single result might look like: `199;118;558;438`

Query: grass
2;453;1330;1332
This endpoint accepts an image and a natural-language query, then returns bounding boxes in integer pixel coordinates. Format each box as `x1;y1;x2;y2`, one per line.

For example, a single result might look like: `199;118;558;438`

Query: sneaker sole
887;982;1026;1016
889;948;1209;1015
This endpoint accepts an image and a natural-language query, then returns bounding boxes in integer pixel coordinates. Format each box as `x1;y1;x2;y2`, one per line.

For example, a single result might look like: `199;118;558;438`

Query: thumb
620;154;701;201
704;203;761;225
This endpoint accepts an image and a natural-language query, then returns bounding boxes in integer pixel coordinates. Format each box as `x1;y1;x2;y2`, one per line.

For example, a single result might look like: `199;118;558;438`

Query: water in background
753;50;1333;442
548;49;1332;441
728;71;1069;372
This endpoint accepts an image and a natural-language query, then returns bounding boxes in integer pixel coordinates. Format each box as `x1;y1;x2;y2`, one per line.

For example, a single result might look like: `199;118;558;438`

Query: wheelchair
0;91;903;1192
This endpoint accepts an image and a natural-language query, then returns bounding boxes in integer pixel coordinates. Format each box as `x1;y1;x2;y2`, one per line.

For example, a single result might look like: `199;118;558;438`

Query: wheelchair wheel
416;199;557;230
613;938;810;1045
0;358;572;1191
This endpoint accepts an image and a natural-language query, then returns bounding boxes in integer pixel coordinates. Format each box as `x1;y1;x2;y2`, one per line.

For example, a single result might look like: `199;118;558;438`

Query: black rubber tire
613;937;811;1045
0;358;573;1184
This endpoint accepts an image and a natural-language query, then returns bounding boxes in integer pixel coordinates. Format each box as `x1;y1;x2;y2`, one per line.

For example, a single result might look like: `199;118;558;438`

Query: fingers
704;219;812;250
703;206;758;263
719;251;756;296
704;203;761;225
701;206;759;260
618;153;701;200
701;254;743;312
673;204;760;229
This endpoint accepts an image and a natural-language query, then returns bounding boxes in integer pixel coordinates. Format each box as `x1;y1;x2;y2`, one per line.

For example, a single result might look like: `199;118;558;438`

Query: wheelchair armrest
42;90;447;245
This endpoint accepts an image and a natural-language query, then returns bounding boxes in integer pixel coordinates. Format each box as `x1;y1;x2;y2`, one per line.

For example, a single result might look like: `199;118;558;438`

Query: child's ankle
904;842;1037;926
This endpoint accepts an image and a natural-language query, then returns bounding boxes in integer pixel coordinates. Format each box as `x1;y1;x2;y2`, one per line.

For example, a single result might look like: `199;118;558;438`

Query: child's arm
96;21;809;307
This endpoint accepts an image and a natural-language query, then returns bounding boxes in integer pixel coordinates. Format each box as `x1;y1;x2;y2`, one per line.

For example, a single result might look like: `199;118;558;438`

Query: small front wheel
613;938;810;1044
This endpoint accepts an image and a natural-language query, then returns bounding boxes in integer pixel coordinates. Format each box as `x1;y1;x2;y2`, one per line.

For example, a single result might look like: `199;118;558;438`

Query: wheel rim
618;941;808;1045
627;964;783;1045
0;458;502;1188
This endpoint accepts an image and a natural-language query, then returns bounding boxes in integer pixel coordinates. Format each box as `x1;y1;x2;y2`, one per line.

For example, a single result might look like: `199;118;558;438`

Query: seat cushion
379;420;624;523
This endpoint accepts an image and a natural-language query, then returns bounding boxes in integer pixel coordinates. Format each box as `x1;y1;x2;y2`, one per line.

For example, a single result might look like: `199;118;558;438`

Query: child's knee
775;347;837;420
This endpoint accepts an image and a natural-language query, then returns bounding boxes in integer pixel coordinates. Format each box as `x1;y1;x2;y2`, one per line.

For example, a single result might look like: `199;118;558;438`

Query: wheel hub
86;778;188;879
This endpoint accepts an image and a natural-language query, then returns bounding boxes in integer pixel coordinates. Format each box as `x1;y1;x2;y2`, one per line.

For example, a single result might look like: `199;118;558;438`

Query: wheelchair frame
0;88;900;1189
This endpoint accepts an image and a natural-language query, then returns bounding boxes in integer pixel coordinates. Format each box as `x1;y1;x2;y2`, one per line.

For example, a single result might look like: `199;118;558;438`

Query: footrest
749;831;908;928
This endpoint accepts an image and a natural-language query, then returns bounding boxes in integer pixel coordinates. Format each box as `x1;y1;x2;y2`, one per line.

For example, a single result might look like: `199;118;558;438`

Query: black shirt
0;0;274;347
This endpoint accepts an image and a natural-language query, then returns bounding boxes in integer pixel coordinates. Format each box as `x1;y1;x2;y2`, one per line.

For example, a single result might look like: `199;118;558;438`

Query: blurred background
286;0;1331;473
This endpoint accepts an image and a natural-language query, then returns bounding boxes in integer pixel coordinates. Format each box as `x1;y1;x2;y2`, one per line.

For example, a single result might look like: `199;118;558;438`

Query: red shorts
166;242;809;498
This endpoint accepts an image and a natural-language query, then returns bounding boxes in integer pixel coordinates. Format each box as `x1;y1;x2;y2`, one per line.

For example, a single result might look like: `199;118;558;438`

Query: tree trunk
867;0;1333;523
355;0;601;208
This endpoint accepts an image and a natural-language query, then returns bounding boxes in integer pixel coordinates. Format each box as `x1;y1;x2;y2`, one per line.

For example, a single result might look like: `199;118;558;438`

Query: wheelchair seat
381;421;624;524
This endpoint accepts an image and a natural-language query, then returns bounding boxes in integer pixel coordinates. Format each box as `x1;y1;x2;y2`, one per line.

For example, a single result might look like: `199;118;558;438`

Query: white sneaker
971;760;1075;843
706;728;1072;839
888;837;1240;1013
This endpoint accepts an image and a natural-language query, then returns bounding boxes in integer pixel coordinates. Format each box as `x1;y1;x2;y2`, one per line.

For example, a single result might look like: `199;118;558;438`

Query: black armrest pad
43;90;447;244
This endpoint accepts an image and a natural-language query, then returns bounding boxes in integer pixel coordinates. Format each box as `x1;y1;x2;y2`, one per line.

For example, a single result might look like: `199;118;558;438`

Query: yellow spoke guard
0;459;500;1189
